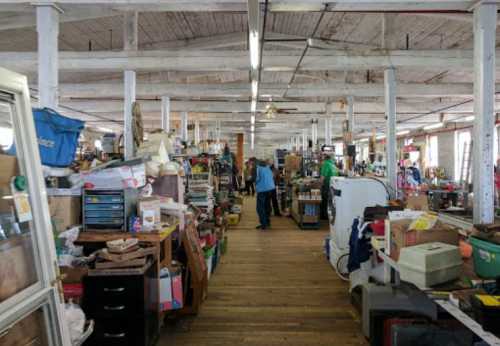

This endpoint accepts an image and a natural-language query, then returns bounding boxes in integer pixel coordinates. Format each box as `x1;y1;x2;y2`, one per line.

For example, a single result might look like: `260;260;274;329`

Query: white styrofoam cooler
398;242;462;288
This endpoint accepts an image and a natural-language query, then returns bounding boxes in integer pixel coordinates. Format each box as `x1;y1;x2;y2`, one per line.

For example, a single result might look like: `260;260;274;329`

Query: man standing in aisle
255;160;275;230
320;155;338;219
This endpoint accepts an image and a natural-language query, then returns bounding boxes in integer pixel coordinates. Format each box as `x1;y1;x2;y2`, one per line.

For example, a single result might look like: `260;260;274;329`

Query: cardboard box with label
137;197;161;231
48;196;81;234
0;154;18;186
390;219;459;261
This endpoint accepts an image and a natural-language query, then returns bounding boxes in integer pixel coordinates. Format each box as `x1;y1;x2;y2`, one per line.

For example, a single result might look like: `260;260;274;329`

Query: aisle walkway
161;197;366;345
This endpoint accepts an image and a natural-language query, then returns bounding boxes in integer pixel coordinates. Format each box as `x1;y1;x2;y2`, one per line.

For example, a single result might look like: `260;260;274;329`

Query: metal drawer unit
83;189;136;231
82;264;158;346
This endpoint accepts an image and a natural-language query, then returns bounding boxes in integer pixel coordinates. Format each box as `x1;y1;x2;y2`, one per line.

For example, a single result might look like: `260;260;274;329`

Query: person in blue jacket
255;160;275;230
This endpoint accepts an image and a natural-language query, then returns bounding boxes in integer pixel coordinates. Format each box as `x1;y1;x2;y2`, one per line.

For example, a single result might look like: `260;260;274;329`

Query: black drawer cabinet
82;264;158;346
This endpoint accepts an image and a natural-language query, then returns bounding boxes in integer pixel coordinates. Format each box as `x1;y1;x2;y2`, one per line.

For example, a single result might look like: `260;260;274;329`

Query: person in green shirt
320;155;338;219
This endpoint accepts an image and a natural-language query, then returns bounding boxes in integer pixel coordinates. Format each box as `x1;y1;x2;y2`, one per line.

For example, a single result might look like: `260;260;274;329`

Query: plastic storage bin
398;242;462;288
470;237;500;279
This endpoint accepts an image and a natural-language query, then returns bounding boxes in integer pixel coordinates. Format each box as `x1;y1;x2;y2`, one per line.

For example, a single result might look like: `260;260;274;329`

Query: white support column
161;96;171;133
346;96;354;136
216;120;221;143
36;4;59;109
124;71;136;159
123;11;138;160
181;111;189;142
123;11;138;51
302;128;308;153
381;13;397;49
325;103;333;145
324;118;329;145
311;119;318;149
473;2;497;224
194;120;200;145
385;68;397;198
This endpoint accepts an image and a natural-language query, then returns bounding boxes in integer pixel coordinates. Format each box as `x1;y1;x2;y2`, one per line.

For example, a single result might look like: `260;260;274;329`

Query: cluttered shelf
326;176;500;346
373;243;500;346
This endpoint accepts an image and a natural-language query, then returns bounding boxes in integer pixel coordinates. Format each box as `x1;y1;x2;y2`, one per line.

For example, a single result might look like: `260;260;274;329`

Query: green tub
470;236;500;279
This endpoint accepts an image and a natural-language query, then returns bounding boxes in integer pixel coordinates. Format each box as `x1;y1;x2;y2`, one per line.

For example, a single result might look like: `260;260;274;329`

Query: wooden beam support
0;49;488;73
5;1;474;12
56;99;492;115
57;81;497;99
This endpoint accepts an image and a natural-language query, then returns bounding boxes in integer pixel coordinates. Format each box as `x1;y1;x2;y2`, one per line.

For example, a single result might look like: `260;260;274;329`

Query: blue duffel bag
8;108;85;167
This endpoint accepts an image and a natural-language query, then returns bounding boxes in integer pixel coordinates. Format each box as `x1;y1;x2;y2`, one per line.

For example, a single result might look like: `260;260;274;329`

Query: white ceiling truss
0;0;498;147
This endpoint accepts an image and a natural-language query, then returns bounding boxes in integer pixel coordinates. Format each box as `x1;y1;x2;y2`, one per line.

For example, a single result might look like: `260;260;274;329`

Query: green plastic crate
470;237;500;279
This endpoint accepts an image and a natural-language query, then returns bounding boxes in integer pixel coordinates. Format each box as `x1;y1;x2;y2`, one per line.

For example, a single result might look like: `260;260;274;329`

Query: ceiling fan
263;103;298;119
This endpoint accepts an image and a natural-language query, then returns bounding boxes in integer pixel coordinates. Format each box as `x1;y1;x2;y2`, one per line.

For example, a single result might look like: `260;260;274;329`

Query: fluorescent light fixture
423;122;444;131
251;115;256;125
249;30;259;70
251;99;257;113
397;130;410;136
464;116;475;122
376;135;386;140
97;126;114;133
251;80;258;99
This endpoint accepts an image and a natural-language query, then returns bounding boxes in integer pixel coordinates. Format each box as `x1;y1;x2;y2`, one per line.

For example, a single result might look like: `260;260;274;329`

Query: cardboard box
285;154;301;172
159;267;183;311
137;197;161;229
60;266;88;284
390;220;459;261
0;154;18;185
48;196;81;233
406;194;429;211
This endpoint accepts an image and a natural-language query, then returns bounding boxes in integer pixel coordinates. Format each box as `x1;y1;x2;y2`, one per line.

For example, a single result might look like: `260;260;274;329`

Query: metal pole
473;3;497;224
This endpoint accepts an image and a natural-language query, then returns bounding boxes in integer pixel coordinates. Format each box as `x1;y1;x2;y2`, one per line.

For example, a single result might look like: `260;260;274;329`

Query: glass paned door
0;68;70;346
0;307;48;346
0;101;38;302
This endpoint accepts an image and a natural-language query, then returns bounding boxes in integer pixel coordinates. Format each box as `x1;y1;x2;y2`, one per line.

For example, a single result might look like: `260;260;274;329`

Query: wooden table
77;222;178;269
76;221;179;328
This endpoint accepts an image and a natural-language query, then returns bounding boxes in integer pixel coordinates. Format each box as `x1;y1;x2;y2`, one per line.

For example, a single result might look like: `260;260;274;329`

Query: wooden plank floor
159;196;367;345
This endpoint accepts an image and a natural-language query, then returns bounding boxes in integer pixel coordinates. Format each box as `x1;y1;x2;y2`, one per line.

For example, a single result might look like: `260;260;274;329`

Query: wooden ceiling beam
0;49;486;73
56;81;495;99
